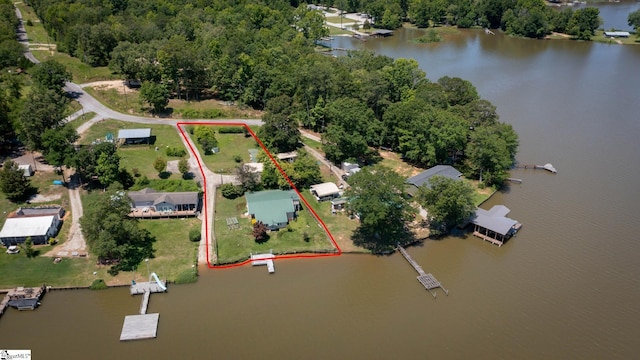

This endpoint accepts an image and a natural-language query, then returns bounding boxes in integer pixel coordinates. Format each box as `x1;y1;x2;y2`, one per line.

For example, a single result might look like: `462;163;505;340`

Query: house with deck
470;205;521;247
245;190;300;230
128;188;199;217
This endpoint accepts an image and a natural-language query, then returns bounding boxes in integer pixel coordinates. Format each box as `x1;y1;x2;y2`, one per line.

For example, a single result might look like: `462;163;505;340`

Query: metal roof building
310;182;341;201
117;128;152;144
0;216;60;246
406;165;462;194
471;205;521;247
245;190;300;230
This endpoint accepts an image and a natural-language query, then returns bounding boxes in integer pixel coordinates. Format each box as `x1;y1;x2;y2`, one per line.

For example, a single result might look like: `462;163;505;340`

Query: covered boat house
470;205;521;247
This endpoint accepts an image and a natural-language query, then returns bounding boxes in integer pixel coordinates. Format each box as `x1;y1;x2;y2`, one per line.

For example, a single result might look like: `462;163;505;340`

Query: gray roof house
406;165;462;195
470;205;521;247
128;188;199;217
117;128;152;144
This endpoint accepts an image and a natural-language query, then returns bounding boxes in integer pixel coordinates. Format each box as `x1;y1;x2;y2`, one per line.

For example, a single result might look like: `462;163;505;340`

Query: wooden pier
397;246;448;298
120;275;167;341
251;252;275;273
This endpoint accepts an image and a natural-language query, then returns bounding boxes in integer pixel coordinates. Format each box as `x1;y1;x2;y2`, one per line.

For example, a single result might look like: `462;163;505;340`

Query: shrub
189;227;201;242
165;147;187;157
132;168;140;177
233;154;243;163
90;279;108;290
218;126;245;134
220;183;244;199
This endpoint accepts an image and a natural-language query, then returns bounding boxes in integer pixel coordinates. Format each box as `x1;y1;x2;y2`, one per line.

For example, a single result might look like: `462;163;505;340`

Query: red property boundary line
176;122;342;269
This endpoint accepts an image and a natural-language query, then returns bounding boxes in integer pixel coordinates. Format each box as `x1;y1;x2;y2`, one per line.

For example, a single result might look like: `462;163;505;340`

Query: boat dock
516;163;557;173
120;274;167;341
251;252;275;273
397;246;448;298
0;285;47;317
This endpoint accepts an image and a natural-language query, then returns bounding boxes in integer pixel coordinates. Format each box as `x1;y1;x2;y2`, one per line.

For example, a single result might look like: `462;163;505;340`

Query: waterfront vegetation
214;190;337;264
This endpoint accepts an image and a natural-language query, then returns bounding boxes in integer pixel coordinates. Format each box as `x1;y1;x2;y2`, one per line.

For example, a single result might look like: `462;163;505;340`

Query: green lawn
302;137;323;152
30;51;116;83
79;119;188;179
69;111;96;131
193;130;260;174
214;190;336;264
138;218;200;281
0;253;97;288
84;86;140;115
326;16;357;24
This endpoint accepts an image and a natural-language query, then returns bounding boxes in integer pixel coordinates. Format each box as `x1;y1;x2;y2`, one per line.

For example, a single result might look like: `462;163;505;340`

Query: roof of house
406;165;462;189
310;182;340;198
117;128;152;139
471;205;518;236
128;188;199;206
11;206;63;218
0;216;56;238
246;190;299;226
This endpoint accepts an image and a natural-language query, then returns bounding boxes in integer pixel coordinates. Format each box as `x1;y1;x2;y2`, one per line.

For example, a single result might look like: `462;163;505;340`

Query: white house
310;182;341;201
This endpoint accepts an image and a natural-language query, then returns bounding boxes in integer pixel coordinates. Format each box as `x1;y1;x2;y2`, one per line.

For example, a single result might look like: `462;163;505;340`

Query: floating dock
120;313;160;341
251;253;275;273
120;273;166;341
397;246;448;298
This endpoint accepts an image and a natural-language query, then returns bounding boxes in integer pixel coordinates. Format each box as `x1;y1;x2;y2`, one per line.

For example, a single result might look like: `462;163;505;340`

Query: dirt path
44;173;87;257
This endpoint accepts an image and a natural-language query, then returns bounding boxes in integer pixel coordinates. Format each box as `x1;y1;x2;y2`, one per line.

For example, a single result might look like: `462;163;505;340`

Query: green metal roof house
245;190;301;230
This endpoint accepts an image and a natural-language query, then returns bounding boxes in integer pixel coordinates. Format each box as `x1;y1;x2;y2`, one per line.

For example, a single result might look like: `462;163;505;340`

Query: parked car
6;245;19;254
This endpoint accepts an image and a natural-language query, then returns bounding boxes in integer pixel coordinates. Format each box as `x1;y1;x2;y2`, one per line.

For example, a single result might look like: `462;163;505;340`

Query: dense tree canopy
629;9;640;33
345;165;416;253
80;190;155;272
417;176;476;234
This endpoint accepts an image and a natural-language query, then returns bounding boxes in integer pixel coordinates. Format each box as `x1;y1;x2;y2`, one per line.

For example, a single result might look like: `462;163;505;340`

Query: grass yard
30;51;116;83
192;130;260;174
328;27;354;36
69;111;96;131
79;119;188;179
298;190;365;253
302;137;323;152
85;85;264;119
0;253;98;288
137;218;200;281
214;190;337;264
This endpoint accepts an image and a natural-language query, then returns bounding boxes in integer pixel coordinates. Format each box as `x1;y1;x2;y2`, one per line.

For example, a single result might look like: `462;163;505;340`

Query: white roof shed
310;182;341;198
0;216;56;238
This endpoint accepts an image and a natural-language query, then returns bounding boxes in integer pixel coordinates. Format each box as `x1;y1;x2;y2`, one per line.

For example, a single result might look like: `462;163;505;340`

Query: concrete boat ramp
120;273;167;341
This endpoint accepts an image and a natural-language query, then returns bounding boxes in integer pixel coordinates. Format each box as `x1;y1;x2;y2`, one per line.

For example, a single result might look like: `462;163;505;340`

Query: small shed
310;182;341;201
18;164;34;177
276;151;298;163
117;128;152;144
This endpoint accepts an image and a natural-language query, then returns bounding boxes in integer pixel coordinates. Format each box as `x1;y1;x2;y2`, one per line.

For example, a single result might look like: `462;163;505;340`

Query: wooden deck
120;313;160;341
129;209;197;219
472;231;504;247
397;246;448;298
130;281;166;295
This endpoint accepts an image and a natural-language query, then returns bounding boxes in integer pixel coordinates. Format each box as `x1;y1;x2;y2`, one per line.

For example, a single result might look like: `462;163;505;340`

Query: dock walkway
397;246;448;298
251;253;275;273
120;276;167;341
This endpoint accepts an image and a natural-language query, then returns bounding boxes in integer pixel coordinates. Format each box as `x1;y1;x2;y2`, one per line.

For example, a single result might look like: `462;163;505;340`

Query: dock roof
471;205;518;236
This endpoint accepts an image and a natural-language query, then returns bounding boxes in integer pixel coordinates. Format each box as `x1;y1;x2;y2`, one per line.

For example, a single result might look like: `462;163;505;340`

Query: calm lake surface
2;5;640;359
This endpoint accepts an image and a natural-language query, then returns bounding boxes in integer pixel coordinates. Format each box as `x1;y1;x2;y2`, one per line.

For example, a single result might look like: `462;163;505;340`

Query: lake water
2;5;640;359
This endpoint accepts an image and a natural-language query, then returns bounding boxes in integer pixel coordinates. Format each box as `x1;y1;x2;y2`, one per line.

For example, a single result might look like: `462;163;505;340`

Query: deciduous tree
417;176;476;233
345;165;416;253
0;160;31;201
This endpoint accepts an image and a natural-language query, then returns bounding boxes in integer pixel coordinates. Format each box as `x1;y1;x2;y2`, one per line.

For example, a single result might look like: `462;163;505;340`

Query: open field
214;190;337;264
79;119;188;179
85;85;264;119
138;218;200;281
191;129;260;174
31;51;116;83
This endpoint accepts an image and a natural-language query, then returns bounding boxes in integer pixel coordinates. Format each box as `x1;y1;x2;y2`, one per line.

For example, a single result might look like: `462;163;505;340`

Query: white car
6;245;19;254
